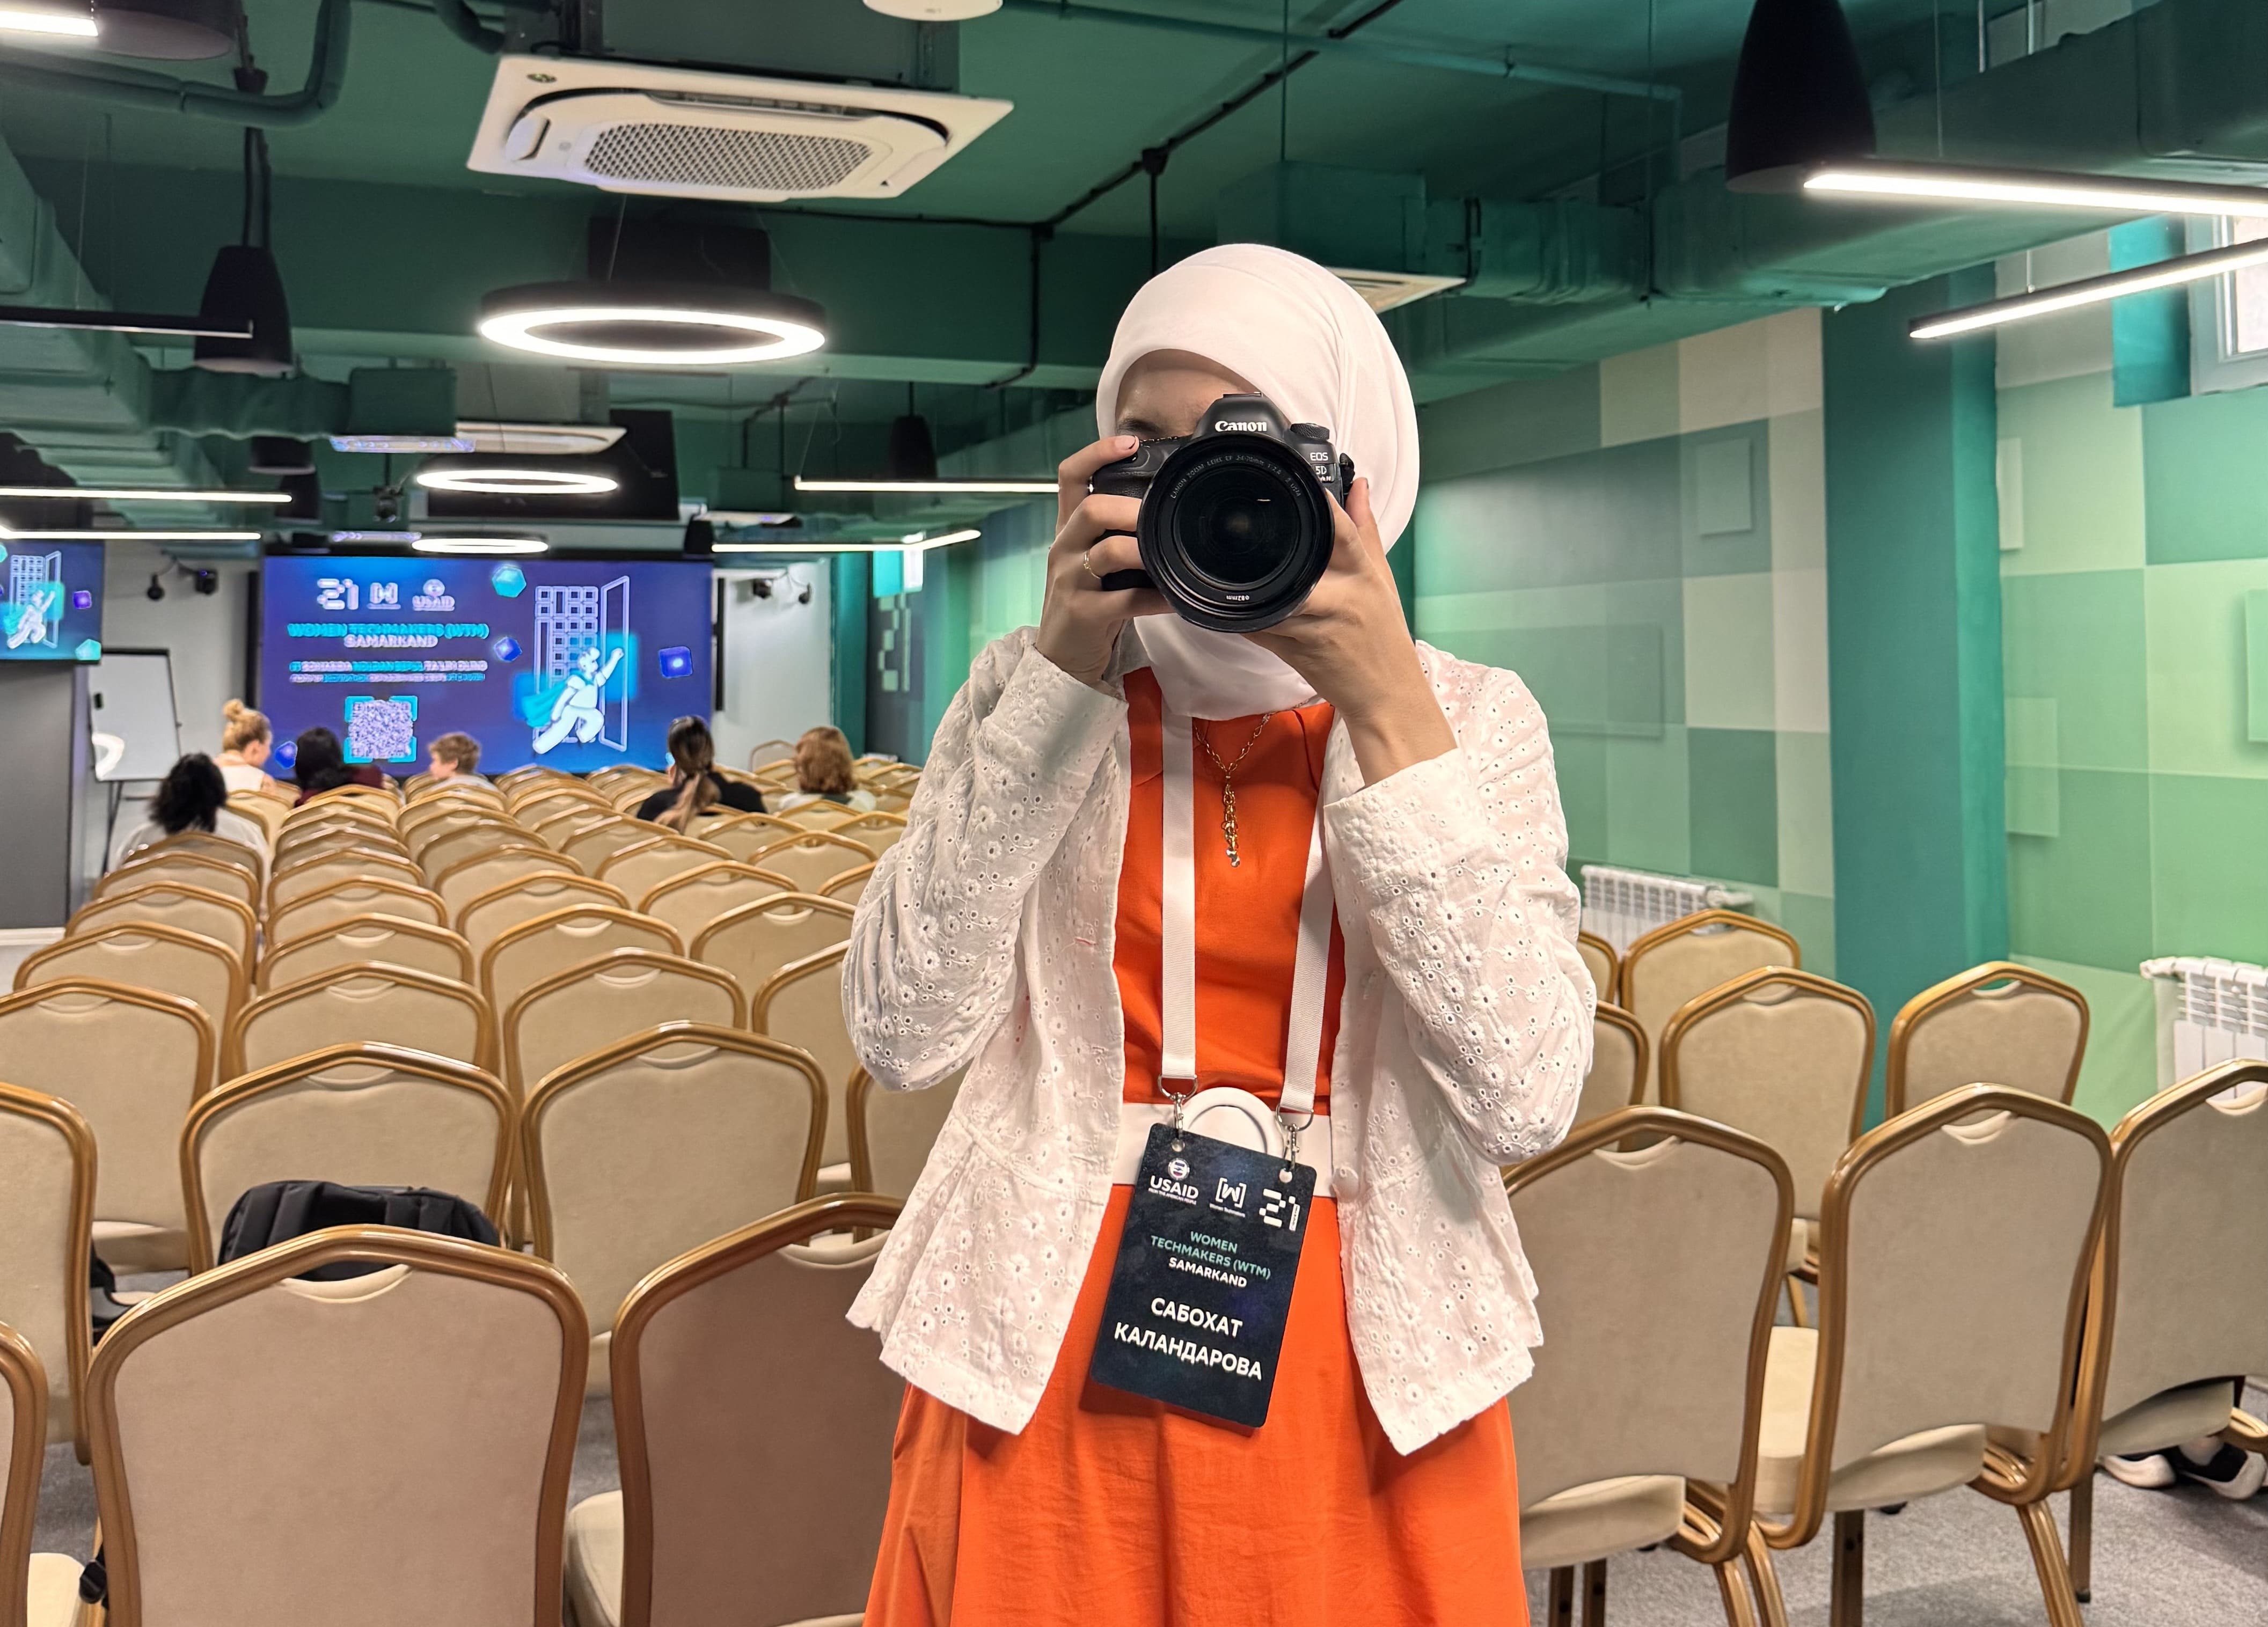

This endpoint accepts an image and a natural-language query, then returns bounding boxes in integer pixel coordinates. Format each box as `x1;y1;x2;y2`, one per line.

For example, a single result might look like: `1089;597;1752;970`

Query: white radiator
2141;956;2268;1091
1578;864;1754;952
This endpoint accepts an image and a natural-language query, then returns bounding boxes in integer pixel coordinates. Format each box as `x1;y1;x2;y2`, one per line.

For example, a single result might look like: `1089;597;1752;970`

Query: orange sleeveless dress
864;670;1527;1626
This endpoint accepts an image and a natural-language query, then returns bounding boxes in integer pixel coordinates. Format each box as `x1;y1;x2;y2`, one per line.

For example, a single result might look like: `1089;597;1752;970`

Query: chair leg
1547;1566;1575;1627
2067;1470;2094;1603
1830;1510;1863;1627
1743;1525;1791;1627
1581;1558;1607;1627
1784;1275;1810;1328
2016;1498;2087;1627
1711;1558;1760;1627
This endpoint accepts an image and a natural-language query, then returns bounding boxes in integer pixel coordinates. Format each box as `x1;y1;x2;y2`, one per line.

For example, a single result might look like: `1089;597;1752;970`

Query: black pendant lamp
886;386;939;483
1723;0;1877;194
248;436;313;475
194;122;294;375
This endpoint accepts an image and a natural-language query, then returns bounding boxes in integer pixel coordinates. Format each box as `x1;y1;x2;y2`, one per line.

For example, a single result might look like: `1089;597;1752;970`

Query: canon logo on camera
1213;419;1269;432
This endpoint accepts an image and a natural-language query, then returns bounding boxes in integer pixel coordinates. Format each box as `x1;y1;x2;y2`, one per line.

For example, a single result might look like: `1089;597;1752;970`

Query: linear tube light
0;529;263;541
1909;237;2268;340
714;528;982;554
0;4;97;38
794;477;1056;495
1805;161;2268;219
329;434;476;455
0;486;292;504
411;534;548;556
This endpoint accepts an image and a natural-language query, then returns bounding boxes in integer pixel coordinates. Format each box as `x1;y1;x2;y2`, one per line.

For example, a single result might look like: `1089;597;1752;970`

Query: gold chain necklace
1196;715;1273;867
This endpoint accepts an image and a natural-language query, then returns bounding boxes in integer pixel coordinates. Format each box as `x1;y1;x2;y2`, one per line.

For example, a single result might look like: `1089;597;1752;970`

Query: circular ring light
477;281;828;367
413;462;619;496
412;533;548;556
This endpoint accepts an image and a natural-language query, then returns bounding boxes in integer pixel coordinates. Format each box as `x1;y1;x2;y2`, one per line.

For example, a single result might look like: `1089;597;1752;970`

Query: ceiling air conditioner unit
466;55;1011;202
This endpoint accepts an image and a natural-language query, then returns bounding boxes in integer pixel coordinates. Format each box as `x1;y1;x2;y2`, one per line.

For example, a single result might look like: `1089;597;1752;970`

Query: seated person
636;716;765;831
425;731;486;785
216;700;279;795
291;727;386;806
771;725;878;813
109;753;270;876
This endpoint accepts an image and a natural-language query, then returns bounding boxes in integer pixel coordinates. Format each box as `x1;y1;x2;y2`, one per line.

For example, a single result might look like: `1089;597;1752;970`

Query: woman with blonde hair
216;699;277;794
774;725;877;812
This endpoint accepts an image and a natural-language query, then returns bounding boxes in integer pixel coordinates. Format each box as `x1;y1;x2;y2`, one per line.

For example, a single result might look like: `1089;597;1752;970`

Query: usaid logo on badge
1167;1157;1190;1181
1148;1154;1200;1205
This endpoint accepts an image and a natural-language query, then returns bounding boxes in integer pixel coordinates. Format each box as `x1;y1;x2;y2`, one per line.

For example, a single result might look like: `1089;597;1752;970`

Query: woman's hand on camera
1034;436;1172;691
1246;476;1455;784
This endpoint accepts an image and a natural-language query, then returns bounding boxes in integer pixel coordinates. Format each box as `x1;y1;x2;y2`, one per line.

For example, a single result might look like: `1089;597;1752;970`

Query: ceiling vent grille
583;122;877;195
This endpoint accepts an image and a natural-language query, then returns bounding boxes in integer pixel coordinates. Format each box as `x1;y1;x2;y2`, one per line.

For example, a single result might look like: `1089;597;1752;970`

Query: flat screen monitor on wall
0;540;102;662
258;555;713;775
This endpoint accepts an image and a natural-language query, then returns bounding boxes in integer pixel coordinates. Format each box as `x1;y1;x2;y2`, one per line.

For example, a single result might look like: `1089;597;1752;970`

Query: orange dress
865;670;1526;1626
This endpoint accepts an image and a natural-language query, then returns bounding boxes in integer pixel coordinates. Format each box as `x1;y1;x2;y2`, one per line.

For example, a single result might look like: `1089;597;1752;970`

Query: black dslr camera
1088;394;1354;632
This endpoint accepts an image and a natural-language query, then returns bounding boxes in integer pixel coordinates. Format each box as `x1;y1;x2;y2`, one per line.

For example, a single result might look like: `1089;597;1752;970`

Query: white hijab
1093;244;1421;720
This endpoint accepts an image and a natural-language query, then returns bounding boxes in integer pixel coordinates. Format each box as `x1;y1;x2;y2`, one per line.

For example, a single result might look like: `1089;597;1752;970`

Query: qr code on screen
346;697;417;764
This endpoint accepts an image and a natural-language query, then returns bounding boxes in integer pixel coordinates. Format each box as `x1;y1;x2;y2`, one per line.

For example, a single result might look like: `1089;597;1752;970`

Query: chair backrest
1660;968;1874;1218
501;950;744;1102
640;862;792;945
402;805;506;856
1796;1087;2108;1530
135;831;266;879
696;811;803;862
523;1024;823;1331
562;818;655;874
0;1320;45;1627
610;1197;903;1627
70;884;257;968
828;812;905;858
84;1227;586;1627
533;805;613;847
1574;1005;1647;1128
0;1087;92;1449
268;852;426;916
481;905;682;1018
820;862;874;905
1885;961;2089;1117
457;874;631;959
2075;1061;2268;1465
274;819;404;864
299;784;398;817
1504;1109;1791;1551
746;741;794;769
228;964;493;1077
431;844;575;919
181;1043;515;1269
750;831;876;894
266;877;448;945
415;820;533;880
259;916;474;993
505;794;605;836
1622;910;1799;1085
0;982;211;1238
872;790;911;814
692;892;853;1000
16;923;245;1029
279;797;393;836
98;851;260;911
1577;930;1618;1003
779;802;854;830
847;1067;961;1199
754;946;855;1166
595;836;734;910
226;790;290;842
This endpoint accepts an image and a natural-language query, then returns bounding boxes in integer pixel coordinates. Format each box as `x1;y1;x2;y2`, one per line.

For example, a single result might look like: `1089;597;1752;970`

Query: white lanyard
1159;708;1335;1119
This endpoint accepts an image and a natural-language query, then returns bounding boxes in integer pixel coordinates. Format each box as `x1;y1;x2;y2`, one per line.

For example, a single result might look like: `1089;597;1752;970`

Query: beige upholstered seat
640;862;792;947
258;915;474;992
828;811;905;858
535;806;615;848
0;1320;83;1627
266;876;448;944
457;873;630;960
1574;1005;1647;1128
819;863;874;905
2062;1061;2268;1599
695;811;803;862
1753;1087;2109;1627
848;1067;962;1199
432;844;575;919
507;786;607;825
563;819;655;874
15;922;244;1030
595;836;734;910
1505;1109;1794;1621
693;893;853;1002
754;947;857;1172
69;883;256;968
522;1025;823;1382
481;906;681;1022
1577;931;1619;1005
749;832;876;895
279;797;394;837
1622;910;1799;1100
1886;962;2088;1116
97;849;260;910
125;831;265;880
268;851;426;916
779;802;855;831
83;1227;586;1627
181;1043;514;1267
566;1197;903;1627
0;981;210;1271
405;809;517;865
225;789;291;844
227;963;493;1076
502;950;744;1103
273;821;407;867
0;1087;92;1454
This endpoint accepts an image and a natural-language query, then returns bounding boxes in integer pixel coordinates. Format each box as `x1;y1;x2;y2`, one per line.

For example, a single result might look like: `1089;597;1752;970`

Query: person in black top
636;716;765;827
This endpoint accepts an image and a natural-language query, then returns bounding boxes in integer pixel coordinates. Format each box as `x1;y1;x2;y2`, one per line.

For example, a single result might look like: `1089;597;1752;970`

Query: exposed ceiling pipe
0;0;352;127
431;0;504;54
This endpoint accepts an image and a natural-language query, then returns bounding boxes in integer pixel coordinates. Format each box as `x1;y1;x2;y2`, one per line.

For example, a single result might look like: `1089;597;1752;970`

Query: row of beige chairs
1511;1061;2268;1627
0;1198;904;1627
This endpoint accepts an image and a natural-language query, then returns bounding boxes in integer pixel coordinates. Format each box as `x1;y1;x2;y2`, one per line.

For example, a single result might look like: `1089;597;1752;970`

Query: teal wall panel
2141;385;2268;564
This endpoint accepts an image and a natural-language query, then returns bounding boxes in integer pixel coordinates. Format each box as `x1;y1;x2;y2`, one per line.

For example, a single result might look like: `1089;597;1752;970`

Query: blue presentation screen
0;539;103;662
260;555;712;774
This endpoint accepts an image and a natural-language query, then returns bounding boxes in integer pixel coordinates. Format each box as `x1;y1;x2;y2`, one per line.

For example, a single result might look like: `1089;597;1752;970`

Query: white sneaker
2099;1452;2176;1489
2173;1440;2267;1500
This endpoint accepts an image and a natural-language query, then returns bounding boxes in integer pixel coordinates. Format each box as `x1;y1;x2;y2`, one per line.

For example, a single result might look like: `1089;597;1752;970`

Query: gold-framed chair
132;830;266;880
750;831;875;894
638;861;793;948
563;818;656;875
298;783;399;817
595;836;734;911
404;778;504;812
520;1024;825;1390
97;848;260;911
691;893;853;1003
457;873;630;961
274;808;398;852
83;1226;587;1627
0;981;211;1272
1622;911;1800;1100
753;944;856;1183
267;852;426;917
1885;961;2089;1117
818;862;874;905
501;950;744;1104
179;1043;515;1270
0;1316;83;1627
1574;1004;1648;1129
2059;1060;2268;1602
846;1067;961;1199
430;844;575;920
746;741;795;770
69;882;257;969
687;811;801;863
414;819;535;880
270;828;411;878
777;802;855;831
14;922;245;1030
226;963;494;1077
534;806;617;848
609;785;660;815
830;809;905;851
1577;930;1618;1002
479;905;681;1020
1752;1086;2110;1627
0;1086;93;1461
225;788;292;844
401;802;511;857
258;915;475;993
1505;1108;1795;1627
566;1195;904;1627
266;876;448;945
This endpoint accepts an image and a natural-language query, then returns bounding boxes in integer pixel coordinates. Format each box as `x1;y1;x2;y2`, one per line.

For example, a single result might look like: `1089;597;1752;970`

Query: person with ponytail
635;715;765;829
216;700;276;794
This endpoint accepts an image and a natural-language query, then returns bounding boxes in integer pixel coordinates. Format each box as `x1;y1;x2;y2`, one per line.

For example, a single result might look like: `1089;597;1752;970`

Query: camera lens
1139;439;1330;632
1173;462;1298;587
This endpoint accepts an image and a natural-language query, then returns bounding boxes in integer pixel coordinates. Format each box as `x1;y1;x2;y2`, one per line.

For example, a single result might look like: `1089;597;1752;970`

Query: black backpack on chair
216;1181;500;1277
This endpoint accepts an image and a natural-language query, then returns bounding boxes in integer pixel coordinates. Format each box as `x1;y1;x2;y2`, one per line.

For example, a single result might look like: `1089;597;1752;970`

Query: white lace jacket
843;629;1594;1454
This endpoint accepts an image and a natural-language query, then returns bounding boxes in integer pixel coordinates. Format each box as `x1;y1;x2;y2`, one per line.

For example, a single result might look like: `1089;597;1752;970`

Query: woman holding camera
850;245;1593;1625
